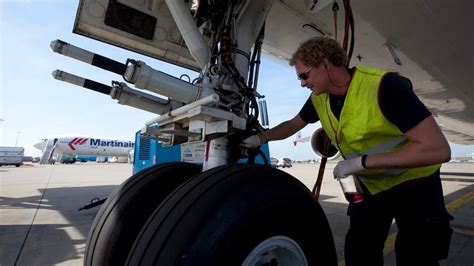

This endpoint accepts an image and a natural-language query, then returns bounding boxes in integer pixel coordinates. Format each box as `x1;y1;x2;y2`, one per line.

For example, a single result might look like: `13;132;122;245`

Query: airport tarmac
1;162;473;265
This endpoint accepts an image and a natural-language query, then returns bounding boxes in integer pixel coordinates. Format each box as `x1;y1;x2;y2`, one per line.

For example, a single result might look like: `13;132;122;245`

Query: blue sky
1;0;473;160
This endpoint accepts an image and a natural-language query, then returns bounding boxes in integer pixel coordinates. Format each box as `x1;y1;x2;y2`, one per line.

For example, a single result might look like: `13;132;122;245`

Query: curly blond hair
289;37;347;67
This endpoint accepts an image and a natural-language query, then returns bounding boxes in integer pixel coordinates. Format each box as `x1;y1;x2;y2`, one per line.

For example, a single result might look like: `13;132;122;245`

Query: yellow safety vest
311;66;440;195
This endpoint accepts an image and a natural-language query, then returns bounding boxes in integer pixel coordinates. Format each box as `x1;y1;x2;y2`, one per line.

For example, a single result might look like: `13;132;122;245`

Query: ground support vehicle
0;146;24;167
276;158;293;168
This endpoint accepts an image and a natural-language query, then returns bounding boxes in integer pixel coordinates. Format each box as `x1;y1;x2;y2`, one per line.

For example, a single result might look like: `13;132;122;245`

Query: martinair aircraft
33;135;134;164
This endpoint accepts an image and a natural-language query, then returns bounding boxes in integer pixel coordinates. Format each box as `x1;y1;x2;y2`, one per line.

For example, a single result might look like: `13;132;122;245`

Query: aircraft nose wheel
242;236;308;266
126;164;337;265
84;162;201;266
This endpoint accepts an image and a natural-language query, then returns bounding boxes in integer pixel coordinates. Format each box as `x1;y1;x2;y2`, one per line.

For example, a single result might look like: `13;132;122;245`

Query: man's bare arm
365;116;451;169
259;114;308;144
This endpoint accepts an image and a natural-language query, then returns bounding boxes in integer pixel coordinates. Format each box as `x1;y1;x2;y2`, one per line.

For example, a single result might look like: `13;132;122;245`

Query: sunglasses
297;66;313;81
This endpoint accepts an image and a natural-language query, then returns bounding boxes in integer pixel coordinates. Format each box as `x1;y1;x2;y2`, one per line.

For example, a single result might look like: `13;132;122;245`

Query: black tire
84;162;202;266
126;164;337;266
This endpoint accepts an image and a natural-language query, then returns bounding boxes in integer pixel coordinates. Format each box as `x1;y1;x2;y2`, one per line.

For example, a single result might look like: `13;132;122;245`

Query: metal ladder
39;139;57;164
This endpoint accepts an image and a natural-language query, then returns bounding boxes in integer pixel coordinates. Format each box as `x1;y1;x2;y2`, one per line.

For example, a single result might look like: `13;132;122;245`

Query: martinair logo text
68;137;135;150
90;139;134;148
68;137;89;150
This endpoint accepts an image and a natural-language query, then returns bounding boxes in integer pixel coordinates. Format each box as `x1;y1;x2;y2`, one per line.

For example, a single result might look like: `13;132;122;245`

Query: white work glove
333;156;365;179
240;135;261;149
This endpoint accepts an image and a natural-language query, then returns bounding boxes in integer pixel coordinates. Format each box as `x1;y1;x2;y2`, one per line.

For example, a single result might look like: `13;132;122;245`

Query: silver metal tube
52;70;87;87
124;61;200;104
165;0;209;69
233;0;274;79
261;99;269;127
52;70;112;95
52;69;174;114
51;40;127;75
50;39;94;64
111;83;172;115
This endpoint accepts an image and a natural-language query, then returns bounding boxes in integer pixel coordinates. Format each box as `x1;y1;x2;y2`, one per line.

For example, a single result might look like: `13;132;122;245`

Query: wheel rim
242;235;308;266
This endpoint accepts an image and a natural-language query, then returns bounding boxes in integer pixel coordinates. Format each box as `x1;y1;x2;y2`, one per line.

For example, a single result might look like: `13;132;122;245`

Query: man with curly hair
241;37;453;265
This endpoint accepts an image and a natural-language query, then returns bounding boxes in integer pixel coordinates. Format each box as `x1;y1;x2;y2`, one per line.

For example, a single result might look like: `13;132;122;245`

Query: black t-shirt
298;72;431;133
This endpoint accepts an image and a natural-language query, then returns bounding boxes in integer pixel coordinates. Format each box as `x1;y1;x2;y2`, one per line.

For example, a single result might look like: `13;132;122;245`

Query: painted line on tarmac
338;191;474;266
14;166;56;265
382;191;474;255
445;191;474;212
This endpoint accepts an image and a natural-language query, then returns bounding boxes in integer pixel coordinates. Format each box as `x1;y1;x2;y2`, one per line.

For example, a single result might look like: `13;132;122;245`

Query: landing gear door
73;0;200;71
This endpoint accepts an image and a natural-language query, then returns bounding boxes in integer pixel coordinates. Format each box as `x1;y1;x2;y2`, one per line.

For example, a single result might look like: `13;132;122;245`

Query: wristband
361;154;368;169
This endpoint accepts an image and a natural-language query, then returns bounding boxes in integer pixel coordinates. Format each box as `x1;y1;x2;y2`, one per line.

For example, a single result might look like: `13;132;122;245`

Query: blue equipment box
132;130;271;174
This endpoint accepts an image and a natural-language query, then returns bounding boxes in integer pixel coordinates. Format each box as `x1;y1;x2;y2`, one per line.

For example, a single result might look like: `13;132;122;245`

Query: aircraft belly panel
263;0;333;61
349;0;474;144
74;0;200;70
